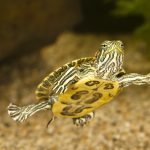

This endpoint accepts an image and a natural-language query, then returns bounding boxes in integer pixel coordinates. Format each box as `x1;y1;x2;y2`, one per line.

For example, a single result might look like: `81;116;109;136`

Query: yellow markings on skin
35;57;95;101
52;76;120;118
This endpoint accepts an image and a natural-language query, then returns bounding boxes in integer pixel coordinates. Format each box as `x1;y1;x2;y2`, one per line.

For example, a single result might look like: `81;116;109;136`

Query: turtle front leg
118;73;150;88
73;112;95;127
7;96;57;123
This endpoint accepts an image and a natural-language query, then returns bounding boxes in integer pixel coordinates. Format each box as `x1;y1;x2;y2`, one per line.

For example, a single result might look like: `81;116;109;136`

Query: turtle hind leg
73;112;95;127
8;100;52;123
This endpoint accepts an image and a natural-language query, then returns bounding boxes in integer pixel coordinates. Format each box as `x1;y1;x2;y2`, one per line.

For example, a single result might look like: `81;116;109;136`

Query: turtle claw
73;112;95;127
73;118;87;127
46;115;55;128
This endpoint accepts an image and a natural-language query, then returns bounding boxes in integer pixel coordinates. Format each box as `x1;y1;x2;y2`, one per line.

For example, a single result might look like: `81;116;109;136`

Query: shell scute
35;57;95;101
52;76;120;118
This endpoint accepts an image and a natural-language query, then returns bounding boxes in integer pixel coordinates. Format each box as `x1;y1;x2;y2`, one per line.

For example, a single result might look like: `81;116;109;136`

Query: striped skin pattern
96;40;124;79
7;40;150;126
118;73;150;87
35;57;95;101
8;101;50;123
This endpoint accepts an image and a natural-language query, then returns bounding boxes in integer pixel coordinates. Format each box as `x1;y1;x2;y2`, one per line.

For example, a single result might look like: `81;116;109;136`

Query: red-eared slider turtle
8;40;150;126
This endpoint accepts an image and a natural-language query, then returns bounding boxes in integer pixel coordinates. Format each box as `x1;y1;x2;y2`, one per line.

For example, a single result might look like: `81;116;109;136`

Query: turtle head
95;40;124;78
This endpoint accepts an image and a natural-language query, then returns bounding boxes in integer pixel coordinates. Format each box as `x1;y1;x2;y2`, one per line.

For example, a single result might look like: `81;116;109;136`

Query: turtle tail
7;101;51;123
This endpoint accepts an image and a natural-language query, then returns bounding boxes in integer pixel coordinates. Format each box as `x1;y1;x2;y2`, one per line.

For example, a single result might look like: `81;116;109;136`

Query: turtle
8;40;150;126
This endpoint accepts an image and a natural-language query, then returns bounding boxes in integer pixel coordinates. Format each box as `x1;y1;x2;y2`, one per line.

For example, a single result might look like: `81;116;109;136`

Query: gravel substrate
0;33;150;150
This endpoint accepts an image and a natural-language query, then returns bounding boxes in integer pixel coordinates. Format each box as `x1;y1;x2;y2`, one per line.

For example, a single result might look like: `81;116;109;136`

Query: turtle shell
35;57;95;101
52;76;120;118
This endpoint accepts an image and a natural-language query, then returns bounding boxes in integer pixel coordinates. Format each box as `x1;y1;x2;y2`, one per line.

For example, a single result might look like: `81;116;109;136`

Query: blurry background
0;0;150;150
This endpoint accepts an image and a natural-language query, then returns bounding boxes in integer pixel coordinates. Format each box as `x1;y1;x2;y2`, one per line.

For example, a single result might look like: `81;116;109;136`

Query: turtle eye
101;44;107;47
118;41;124;48
121;43;124;48
101;44;107;50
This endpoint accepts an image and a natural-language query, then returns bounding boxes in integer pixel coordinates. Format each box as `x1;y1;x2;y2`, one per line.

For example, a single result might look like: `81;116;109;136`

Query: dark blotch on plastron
76;90;89;95
61;105;75;116
74;106;92;113
85;92;103;104
71;90;89;100
92;87;98;91
62;105;72;112
104;83;114;90
61;112;75;116
85;80;100;86
71;94;80;100
61;101;72;105
109;93;114;97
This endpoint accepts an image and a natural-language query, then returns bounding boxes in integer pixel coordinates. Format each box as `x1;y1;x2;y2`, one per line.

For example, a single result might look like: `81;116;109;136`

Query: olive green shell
35;57;95;101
